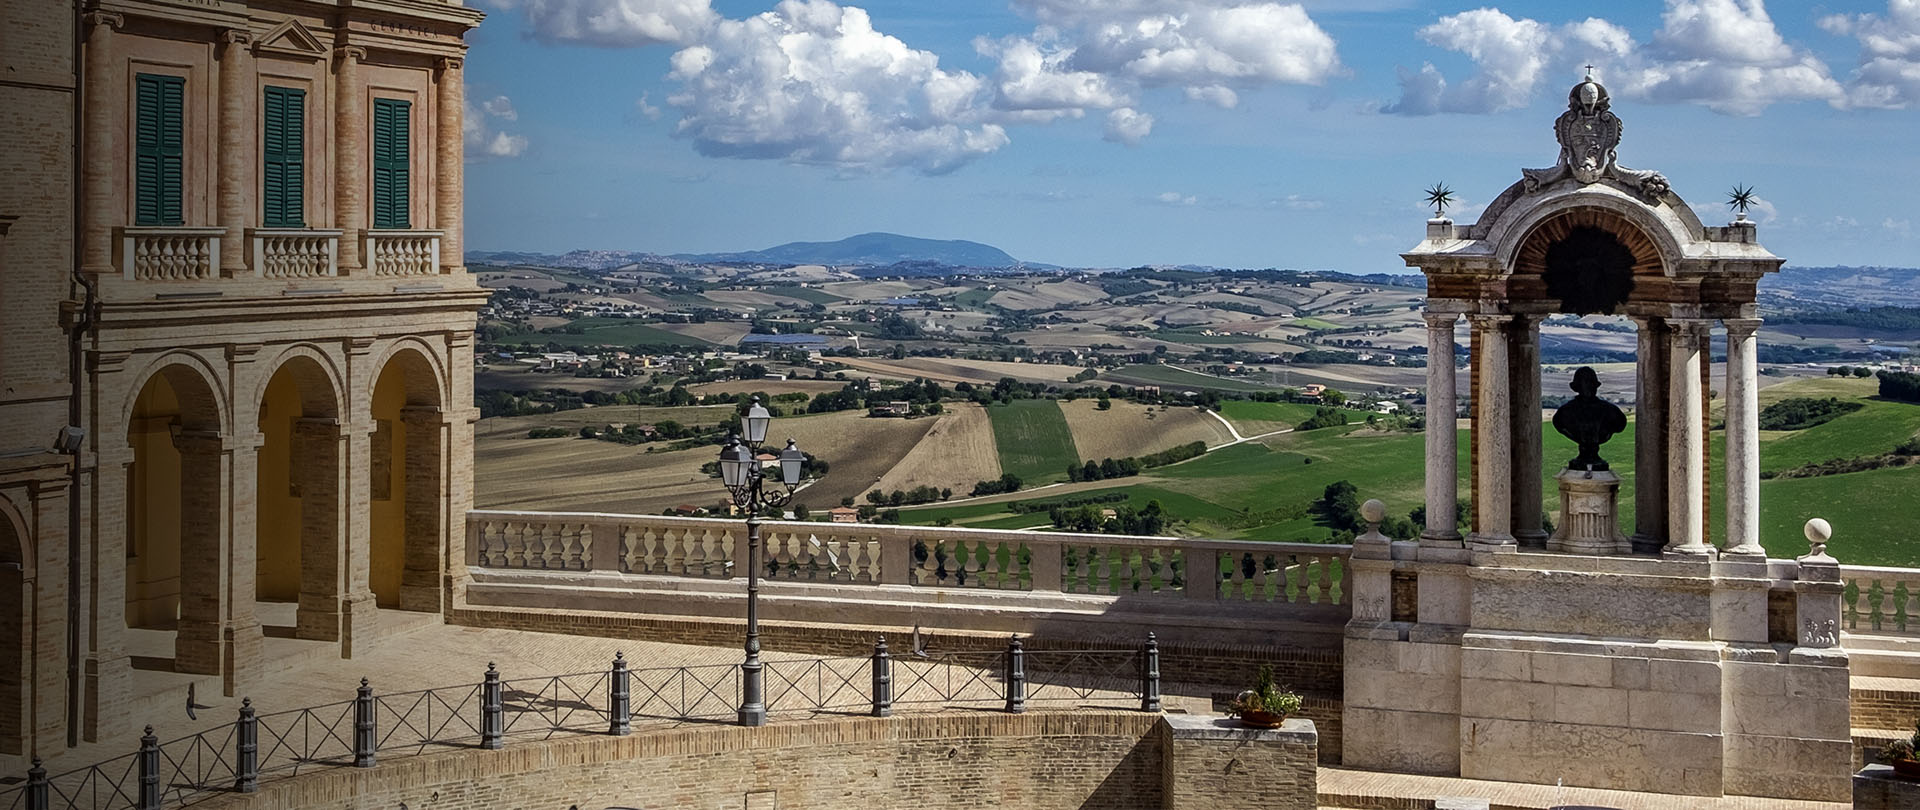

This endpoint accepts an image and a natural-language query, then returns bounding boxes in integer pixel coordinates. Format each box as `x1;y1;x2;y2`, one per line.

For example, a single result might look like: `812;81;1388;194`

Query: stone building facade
0;0;485;760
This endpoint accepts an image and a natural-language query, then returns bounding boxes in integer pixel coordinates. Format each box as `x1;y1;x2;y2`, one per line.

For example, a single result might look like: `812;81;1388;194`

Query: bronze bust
1552;366;1627;471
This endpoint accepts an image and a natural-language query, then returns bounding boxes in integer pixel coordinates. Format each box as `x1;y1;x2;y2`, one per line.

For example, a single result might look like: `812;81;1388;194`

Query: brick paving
1317;766;1850;810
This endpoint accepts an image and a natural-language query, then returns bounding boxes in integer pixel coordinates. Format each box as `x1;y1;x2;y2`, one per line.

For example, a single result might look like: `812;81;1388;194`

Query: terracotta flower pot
1893;758;1920;778
1236;709;1288;729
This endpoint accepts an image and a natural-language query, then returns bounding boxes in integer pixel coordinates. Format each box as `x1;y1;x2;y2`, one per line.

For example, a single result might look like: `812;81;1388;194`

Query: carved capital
1722;317;1762;339
222;29;253;47
1468;313;1513;333
436;55;464;72
336;44;368;63
83;11;124;32
1421;312;1458;331
1667;317;1713;340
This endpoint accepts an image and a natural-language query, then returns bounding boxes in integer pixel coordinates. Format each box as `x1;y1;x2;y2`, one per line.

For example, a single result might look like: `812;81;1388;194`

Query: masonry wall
199;712;1172;810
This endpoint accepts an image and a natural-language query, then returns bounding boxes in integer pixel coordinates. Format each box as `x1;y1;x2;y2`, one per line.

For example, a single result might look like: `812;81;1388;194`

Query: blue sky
460;0;1920;272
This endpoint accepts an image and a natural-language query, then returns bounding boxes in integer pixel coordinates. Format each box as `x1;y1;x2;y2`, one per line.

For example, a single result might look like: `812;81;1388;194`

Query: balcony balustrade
118;226;222;281
249;228;341;279
364;230;442;276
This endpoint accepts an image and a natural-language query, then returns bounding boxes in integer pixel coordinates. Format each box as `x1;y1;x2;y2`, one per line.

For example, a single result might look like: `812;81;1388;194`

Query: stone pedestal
1162;715;1317;810
1547;468;1629;555
1854;765;1920;809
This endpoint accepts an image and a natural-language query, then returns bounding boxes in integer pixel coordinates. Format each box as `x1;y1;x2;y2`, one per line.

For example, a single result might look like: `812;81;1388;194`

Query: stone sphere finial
1804;517;1832;557
1361;499;1386;524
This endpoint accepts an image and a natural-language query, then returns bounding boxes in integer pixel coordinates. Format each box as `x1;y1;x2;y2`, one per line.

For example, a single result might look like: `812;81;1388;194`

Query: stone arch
255;351;347;618
367;342;446;612
1484;185;1693;279
0;496;29;755
124;359;227;675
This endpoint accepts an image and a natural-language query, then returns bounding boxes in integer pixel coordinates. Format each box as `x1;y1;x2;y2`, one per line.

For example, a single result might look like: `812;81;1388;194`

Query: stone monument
1343;73;1849;803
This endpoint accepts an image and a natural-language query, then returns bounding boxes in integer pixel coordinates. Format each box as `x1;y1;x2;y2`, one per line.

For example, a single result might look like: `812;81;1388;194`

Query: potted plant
1223;665;1302;729
1882;720;1920;777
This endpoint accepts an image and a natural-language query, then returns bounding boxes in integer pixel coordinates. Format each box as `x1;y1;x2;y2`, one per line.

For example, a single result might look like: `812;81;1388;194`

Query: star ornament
1727;185;1756;216
1424;183;1455;218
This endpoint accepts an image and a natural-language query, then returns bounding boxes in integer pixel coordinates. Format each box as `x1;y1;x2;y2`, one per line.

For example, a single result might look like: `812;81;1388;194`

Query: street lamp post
717;397;806;727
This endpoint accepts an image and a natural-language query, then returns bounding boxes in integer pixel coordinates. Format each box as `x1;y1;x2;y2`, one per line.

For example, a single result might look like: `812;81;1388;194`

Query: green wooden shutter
263;87;306;228
134;74;185;226
371;98;410;230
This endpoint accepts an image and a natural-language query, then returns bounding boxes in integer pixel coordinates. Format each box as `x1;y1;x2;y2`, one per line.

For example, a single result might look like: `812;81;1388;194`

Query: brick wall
199;712;1170;810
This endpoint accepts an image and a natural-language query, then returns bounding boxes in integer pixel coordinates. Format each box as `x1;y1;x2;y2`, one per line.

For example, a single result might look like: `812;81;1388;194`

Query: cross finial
1584;63;1596;78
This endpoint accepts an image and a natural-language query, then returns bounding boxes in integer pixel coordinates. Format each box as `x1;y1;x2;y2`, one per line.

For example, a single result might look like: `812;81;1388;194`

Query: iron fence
0;634;1162;810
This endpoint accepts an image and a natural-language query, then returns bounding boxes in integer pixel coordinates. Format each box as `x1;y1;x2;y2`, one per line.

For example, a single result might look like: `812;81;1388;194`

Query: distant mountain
673;232;1026;268
1761;266;1920;313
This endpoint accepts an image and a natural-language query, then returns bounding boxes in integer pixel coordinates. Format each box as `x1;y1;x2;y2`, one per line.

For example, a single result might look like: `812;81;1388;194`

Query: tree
1314;480;1362;532
793;504;811;521
579;426;599;439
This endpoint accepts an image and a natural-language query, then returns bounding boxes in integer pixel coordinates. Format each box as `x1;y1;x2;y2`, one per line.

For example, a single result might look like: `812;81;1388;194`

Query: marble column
1724;318;1764;556
333;46;366;271
217;30;253;275
1470;314;1515;549
1630;317;1669;554
1665;319;1712;556
1422;312;1462;545
435;57;464;273
1509;315;1547;547
81;12;123;275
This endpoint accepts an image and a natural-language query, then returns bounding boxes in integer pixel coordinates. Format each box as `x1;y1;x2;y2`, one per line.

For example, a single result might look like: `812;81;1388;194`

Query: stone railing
363;229;441;276
1843;565;1920;636
249;228;340;278
118;226;222;280
468;511;1351;608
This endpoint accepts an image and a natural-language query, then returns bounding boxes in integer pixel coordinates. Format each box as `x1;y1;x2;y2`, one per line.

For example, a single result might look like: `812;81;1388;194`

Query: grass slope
1217;401;1327;434
985;399;1081;483
494;317;715;349
1104;365;1273;392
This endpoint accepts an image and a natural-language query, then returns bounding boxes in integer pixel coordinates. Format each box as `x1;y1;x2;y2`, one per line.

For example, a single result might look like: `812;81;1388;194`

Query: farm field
868;403;1002;497
1217;401;1329;435
492;317;714;349
833;356;1087;385
649;321;753;345
477;367;648;395
1057;399;1232;461
688;379;848;397
985;399;1081;483
1103;364;1276;392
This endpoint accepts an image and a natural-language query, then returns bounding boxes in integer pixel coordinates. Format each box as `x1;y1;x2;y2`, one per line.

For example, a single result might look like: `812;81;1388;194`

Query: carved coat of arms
1522;76;1669;203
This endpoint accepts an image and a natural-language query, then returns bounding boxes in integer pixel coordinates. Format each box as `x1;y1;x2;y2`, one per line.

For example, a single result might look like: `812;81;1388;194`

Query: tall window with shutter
262;86;306;228
371;98;410;230
134;74;185;226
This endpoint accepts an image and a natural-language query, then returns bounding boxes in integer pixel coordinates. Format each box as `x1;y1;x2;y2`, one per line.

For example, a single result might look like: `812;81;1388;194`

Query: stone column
340;418;379;657
1630;317;1669;554
84;447;136;743
171;432;229;676
218;30;253;275
435;57;464;273
1724;318;1764;557
399;407;446;612
221;430;265;695
1665;319;1712;556
1422;312;1461;545
294;419;345;642
1509;315;1547;547
1469;314;1515;549
81;12;124;275
333;46;367;272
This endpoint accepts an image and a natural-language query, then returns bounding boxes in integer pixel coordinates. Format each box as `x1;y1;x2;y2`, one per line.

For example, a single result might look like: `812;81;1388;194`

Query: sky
459;0;1920;273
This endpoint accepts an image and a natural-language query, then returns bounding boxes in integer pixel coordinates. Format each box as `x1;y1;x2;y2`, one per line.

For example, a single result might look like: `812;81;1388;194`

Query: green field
1217;400;1327;433
1289;316;1342;330
985;399;1081;483
1151;329;1265;345
1759;399;1920;473
762;286;845;306
1759;464;1920;566
495;317;715;349
1104;364;1274;392
953;288;999;309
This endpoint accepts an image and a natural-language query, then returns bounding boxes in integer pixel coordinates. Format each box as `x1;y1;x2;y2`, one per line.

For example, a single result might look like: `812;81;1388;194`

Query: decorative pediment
254;19;327;61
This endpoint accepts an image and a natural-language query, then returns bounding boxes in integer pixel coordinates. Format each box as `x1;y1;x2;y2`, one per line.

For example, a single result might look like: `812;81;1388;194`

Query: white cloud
1278;194;1324;210
977;31;1130;119
635;92;662;120
1384;1;1841;116
465;95;529;158
1155;191;1199;206
484;0;717;47
1184;85;1240;108
1103;107;1155;145
664;1;1009;174
1031;1;1343;89
1822;1;1920;108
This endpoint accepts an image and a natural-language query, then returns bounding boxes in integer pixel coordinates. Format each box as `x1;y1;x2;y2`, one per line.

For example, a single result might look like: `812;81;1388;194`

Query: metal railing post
871;637;892;718
138;725;160;810
609;652;631;736
481;663;504;750
25;757;47;810
1141;633;1162;712
1004;636;1026;714
353;678;376;768
235;698;259;792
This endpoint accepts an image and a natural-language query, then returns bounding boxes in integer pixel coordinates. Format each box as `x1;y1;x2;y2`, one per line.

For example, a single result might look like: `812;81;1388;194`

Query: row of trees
1063;441;1209;483
866;485;953;506
1882;370;1920;404
1048;499;1167;536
